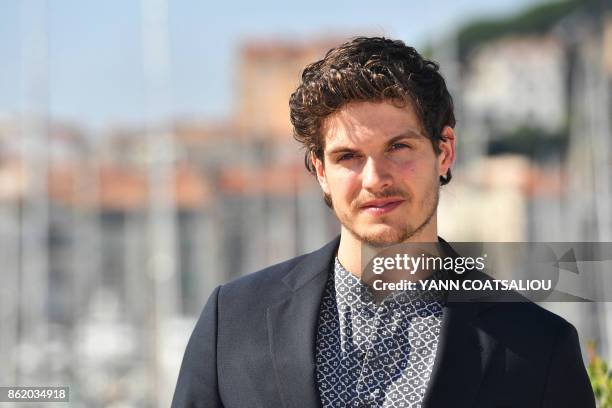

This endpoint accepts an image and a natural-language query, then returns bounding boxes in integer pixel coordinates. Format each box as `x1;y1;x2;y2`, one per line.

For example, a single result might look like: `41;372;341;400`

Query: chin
356;225;409;248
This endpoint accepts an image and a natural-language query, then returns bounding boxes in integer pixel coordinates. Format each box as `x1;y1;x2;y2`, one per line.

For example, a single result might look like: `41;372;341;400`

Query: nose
361;156;392;193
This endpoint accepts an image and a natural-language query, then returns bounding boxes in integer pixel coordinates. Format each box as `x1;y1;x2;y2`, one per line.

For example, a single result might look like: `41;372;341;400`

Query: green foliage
587;342;612;408
457;0;584;61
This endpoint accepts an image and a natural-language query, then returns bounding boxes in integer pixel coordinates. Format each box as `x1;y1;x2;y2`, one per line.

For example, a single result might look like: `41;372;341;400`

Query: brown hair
289;37;456;206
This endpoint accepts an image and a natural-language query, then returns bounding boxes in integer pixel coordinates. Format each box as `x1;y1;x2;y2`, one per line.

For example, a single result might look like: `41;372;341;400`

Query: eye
389;142;411;151
337;152;357;162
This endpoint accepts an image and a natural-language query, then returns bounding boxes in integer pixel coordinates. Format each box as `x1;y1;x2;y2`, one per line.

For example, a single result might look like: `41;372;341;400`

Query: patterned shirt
315;258;446;408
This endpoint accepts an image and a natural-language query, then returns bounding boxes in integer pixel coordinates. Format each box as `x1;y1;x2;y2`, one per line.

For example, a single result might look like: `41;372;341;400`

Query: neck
337;219;439;279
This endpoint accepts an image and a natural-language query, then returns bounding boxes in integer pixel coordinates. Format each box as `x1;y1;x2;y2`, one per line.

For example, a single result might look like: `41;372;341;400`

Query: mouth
359;198;405;215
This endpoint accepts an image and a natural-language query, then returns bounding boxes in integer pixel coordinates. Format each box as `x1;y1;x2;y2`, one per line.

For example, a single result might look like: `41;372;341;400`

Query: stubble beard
335;182;440;248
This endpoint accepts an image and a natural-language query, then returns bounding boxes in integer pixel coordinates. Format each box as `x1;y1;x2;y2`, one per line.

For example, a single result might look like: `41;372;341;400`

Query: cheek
329;168;361;199
394;158;419;178
393;157;437;187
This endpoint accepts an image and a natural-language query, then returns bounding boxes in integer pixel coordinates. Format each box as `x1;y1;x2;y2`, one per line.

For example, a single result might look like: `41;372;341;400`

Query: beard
334;181;440;248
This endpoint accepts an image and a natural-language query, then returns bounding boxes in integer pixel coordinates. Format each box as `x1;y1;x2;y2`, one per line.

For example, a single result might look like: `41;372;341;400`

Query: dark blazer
172;236;595;408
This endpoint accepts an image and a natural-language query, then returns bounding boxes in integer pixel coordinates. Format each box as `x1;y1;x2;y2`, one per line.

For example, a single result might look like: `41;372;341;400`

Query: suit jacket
172;236;595;408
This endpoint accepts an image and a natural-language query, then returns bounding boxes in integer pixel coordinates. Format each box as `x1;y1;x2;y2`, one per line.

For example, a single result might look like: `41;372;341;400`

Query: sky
0;0;544;133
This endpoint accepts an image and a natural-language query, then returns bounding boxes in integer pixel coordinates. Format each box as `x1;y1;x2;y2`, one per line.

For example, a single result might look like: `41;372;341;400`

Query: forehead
322;100;426;149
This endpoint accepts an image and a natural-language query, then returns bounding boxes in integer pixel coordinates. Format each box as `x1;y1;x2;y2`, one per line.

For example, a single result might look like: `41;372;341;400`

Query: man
172;37;595;407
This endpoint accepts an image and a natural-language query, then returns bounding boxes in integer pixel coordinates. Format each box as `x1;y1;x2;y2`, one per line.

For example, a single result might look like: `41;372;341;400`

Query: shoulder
454;269;576;344
217;236;340;305
218;253;309;305
478;300;579;359
482;300;570;331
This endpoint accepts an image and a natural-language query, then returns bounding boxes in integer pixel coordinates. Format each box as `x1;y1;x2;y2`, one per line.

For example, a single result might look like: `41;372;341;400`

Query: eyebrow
326;129;426;156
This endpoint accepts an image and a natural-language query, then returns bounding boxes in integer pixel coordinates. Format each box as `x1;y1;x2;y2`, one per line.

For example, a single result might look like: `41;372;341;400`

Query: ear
311;153;331;196
437;126;456;177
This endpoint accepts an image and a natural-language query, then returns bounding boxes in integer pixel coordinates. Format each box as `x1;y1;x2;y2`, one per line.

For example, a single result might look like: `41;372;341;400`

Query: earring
439;169;452;185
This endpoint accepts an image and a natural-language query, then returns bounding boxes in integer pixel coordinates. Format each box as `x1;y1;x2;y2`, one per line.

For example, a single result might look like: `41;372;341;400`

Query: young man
172;37;594;408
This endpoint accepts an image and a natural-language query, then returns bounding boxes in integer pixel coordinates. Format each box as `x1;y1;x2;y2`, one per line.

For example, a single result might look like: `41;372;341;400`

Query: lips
359;198;405;215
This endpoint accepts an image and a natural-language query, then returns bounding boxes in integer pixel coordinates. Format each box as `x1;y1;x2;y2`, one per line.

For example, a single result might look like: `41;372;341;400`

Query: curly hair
289;36;456;206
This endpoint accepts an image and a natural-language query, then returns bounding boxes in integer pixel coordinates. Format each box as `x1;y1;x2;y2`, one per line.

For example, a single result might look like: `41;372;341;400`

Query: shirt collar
333;256;447;313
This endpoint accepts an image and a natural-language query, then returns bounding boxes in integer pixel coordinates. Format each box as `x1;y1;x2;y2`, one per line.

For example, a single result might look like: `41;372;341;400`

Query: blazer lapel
423;239;500;407
266;237;340;408
422;296;499;408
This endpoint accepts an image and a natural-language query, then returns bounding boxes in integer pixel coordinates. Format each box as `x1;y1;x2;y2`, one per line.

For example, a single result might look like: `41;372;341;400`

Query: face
313;100;455;247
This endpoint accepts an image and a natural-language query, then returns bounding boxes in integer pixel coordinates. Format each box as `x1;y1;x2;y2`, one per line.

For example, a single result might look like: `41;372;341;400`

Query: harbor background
0;0;611;406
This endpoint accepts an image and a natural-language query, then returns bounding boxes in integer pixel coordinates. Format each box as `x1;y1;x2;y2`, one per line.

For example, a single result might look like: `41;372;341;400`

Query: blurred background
0;0;611;406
